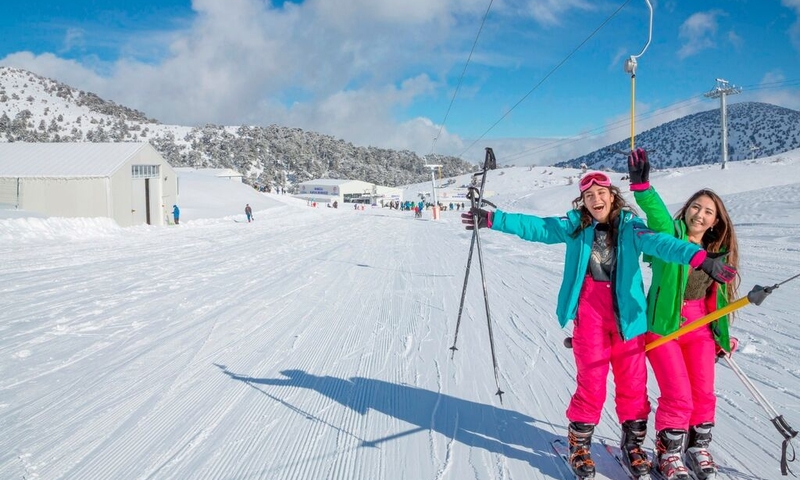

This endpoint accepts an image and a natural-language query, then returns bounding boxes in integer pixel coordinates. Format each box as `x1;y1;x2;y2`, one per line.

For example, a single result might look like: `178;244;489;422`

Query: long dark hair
675;189;740;303
570;184;637;242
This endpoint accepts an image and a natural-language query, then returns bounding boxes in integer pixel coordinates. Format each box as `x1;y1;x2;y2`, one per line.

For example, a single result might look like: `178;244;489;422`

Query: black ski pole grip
747;284;772;306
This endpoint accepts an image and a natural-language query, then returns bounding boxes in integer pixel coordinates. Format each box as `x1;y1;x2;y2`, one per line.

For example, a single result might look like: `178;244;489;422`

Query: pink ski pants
566;276;651;425
646;298;717;431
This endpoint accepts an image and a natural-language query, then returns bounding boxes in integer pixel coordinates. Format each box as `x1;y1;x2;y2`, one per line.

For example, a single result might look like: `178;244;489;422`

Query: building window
132;165;160;178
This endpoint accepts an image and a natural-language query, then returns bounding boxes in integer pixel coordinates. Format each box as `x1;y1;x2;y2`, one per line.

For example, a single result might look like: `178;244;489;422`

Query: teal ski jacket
490;208;703;340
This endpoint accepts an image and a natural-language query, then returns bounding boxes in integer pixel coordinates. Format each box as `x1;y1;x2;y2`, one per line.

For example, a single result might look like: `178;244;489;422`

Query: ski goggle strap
579;172;612;192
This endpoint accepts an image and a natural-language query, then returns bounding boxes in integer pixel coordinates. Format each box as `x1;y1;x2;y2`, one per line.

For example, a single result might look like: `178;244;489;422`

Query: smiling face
684;194;718;243
581;184;614;223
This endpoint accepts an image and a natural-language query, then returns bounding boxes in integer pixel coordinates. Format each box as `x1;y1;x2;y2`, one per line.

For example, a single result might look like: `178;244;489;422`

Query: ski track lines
2;206;797;479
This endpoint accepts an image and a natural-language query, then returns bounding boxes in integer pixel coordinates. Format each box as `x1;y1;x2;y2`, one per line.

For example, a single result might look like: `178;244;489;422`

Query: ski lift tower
424;164;442;220
704;78;741;170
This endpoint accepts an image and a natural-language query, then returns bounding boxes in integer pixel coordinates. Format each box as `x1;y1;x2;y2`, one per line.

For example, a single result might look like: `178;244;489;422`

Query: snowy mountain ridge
0;66;474;189
555;102;800;171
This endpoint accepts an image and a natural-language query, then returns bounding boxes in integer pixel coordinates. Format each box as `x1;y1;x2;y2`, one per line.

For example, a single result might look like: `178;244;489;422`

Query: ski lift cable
456;0;633;160
429;0;496;156
501;96;706;163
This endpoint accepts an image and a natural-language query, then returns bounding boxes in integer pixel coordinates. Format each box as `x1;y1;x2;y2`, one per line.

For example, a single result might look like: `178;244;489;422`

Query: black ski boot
568;422;596;479
620;419;652;478
655;429;690;480
685;422;718;479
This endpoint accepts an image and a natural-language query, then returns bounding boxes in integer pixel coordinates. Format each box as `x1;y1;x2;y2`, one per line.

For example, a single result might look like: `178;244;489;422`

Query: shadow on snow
215;365;568;478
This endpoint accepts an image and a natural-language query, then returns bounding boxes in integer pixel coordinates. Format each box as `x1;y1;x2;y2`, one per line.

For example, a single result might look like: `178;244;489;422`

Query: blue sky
1;0;799;164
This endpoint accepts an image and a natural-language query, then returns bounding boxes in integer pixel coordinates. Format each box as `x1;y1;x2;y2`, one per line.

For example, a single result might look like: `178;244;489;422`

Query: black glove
627;148;650;186
461;207;492;230
698;252;737;284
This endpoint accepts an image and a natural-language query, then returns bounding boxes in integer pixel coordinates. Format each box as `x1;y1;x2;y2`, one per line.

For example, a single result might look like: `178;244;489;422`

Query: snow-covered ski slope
1;154;799;480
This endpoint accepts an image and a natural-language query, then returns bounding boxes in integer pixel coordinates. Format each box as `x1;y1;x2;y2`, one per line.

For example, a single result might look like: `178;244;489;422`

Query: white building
0;142;178;227
198;168;244;182
296;179;403;205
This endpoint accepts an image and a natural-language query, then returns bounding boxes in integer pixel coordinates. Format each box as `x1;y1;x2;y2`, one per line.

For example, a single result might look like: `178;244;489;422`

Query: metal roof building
0;142;178;227
296;179;403;205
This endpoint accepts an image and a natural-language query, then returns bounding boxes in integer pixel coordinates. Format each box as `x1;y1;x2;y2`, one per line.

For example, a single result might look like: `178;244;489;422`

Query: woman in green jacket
628;148;740;480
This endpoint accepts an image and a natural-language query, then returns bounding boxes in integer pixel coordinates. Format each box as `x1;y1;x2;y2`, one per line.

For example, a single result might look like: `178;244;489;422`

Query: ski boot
568;422;597;479
620;419;652;478
655;429;691;480
684;422;718;479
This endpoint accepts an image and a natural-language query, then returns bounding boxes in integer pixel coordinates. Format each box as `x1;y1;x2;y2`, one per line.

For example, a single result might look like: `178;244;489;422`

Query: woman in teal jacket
628;148;740;480
462;172;735;480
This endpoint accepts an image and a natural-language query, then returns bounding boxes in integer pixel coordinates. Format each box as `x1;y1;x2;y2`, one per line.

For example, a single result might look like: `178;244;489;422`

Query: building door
144;178;151;224
131;165;161;226
131;177;147;225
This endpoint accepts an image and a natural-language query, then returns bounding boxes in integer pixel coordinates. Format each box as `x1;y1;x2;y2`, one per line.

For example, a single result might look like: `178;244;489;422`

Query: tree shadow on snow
215;365;568;478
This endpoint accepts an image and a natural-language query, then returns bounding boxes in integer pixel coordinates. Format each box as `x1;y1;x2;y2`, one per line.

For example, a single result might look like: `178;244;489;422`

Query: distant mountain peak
555;101;800;171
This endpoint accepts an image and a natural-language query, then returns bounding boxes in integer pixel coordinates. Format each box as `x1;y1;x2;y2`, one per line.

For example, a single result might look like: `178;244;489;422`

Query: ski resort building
0;142;178;227
296;179;403;205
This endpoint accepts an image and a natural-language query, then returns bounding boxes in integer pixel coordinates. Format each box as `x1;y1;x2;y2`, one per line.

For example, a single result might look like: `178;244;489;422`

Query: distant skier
628;148;740;480
172;204;180;225
461;171;736;480
245;204;253;222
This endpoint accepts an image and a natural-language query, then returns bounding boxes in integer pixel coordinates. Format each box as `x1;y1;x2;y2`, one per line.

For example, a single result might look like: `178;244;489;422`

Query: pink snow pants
566;276;651;425
646;299;717;431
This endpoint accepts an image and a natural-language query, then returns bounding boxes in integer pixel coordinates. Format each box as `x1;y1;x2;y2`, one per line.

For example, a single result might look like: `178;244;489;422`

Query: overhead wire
429;0;496;156
457;0;633;159
501;96;707;163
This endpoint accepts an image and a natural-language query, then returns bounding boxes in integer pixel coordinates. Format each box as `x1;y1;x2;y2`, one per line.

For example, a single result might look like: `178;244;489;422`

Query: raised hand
461;207;493;230
628;148;650;188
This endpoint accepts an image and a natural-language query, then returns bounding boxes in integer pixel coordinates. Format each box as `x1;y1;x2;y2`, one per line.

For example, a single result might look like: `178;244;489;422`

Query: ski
599;438;652;480
551;438;633;480
648;464;700;480
601;439;725;480
551;438;590;480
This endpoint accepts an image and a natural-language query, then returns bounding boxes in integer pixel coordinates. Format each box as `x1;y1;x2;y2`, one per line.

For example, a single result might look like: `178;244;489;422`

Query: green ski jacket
633;187;732;351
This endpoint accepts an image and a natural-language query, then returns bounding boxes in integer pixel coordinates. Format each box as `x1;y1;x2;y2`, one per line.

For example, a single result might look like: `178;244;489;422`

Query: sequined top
588;226;616;282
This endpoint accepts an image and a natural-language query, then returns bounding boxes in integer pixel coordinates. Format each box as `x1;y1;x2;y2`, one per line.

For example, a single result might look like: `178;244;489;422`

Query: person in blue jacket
172;204;180;225
461;172;736;480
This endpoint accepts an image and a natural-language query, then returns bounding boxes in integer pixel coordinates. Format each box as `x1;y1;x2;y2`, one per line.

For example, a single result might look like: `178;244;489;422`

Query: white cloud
783;0;800;50
523;0;593;26
677;10;725;59
727;30;743;48
61;28;86;53
0;0;611;156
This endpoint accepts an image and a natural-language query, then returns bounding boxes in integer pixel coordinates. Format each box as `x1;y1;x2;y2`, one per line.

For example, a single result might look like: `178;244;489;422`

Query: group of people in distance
462;148;739;480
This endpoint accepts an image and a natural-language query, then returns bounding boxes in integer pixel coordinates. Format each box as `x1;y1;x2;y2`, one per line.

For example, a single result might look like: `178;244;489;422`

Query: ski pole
450;147;505;403
562;274;800;352
450;149;497;358
451;220;478;360
623;0;653;150
450;188;496;360
646;273;800;352
721;354;797;475
646;284;769;352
